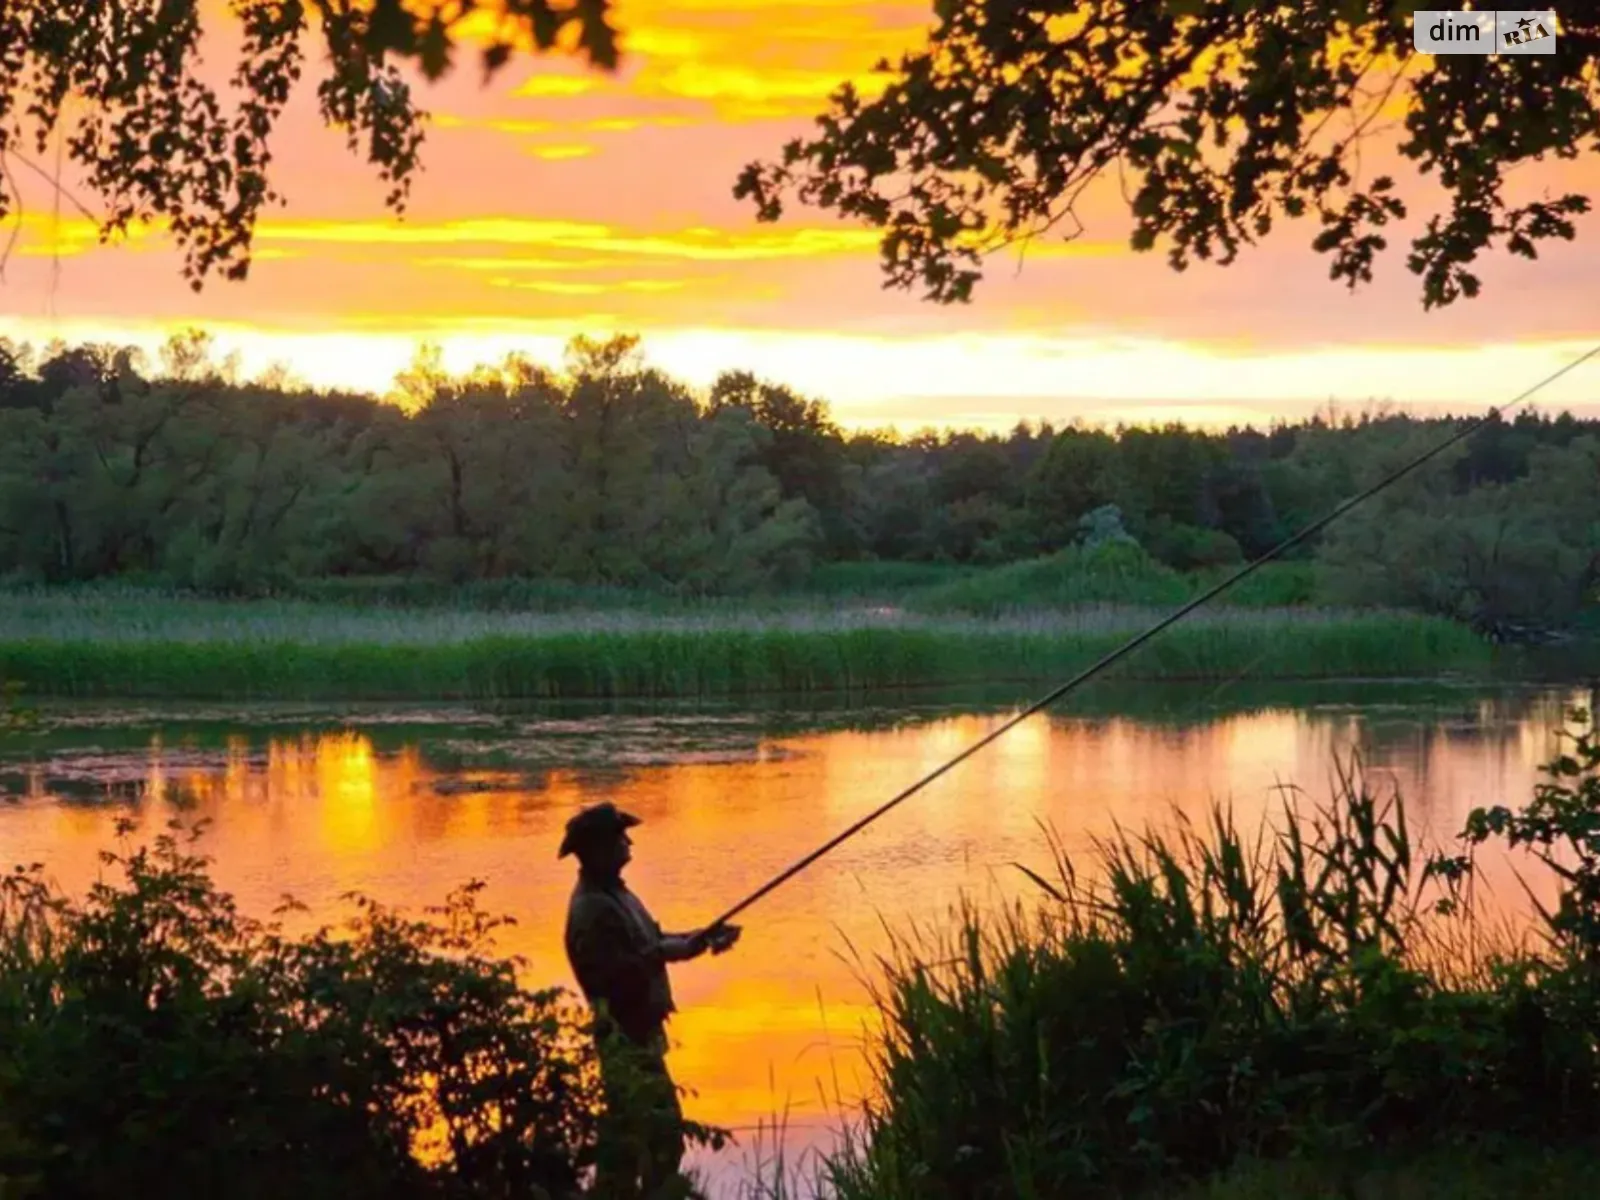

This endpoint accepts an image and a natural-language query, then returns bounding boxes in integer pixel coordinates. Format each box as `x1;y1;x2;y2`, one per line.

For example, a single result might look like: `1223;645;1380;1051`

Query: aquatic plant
757;716;1600;1198
0;590;1489;700
0;680;33;733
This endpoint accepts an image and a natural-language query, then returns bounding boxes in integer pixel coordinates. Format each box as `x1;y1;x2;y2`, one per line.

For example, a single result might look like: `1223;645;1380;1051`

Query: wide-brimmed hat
557;801;642;858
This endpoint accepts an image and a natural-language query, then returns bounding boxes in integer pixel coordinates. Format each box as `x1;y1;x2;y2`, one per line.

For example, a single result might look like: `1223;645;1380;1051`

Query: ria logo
1501;14;1553;46
1413;10;1559;56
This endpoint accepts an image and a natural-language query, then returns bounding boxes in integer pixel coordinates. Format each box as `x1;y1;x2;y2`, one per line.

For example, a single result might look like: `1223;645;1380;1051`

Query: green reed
0;591;1490;699
750;723;1600;1199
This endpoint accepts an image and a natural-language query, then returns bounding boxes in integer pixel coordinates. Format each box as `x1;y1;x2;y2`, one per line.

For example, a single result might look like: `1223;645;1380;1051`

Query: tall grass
748;713;1600;1199
0;590;1491;699
1;553;1317;616
904;547;1318;615
801;562;984;600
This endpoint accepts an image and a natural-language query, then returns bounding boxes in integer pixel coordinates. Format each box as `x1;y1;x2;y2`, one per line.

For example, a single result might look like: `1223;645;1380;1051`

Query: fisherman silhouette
561;802;741;1198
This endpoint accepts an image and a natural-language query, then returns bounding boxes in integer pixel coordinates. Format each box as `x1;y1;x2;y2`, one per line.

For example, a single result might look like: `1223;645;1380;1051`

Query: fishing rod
704;341;1600;933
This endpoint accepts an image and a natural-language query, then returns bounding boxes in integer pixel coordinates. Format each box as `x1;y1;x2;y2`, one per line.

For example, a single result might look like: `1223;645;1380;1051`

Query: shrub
0;820;722;1199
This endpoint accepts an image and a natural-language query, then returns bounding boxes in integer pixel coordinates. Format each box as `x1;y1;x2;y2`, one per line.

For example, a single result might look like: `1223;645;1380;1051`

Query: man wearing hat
560;801;740;1197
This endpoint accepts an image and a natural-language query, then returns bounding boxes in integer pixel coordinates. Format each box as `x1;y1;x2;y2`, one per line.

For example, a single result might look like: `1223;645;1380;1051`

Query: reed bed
740;719;1600;1200
0;590;1490;699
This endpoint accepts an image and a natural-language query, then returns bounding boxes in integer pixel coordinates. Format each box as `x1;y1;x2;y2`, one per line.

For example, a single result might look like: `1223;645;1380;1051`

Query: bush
1140;516;1245;570
0;820;721;1199
907;542;1192;615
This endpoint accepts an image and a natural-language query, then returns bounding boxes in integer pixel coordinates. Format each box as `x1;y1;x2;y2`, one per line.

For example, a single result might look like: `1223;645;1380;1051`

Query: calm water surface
0;681;1590;1193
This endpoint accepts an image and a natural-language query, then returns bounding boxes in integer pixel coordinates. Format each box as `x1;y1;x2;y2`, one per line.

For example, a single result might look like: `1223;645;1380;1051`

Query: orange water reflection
0;690;1587;1191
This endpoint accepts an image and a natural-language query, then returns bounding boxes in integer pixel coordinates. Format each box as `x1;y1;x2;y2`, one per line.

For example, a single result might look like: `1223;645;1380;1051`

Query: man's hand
669;924;742;961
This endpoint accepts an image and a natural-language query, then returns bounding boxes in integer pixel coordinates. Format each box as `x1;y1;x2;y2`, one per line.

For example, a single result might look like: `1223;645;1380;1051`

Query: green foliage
736;3;1600;309
1193;561;1317;609
908;542;1192;614
801;561;982;600
781;732;1600;1198
0;336;1594;633
1142;518;1244;571
1162;1146;1600;1199
0;590;1492;700
1076;503;1138;550
0;819;639;1199
1316;434;1600;632
0;679;32;734
905;545;1311;616
0;334;818;596
0;1;620;289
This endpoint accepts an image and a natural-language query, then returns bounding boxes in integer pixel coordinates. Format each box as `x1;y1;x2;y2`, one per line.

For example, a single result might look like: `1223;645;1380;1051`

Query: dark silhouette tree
0;0;620;289
734;3;1600;309
11;2;1599;313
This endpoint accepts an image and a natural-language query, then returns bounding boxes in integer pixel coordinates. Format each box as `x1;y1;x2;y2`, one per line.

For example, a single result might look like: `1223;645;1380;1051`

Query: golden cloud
413;255;622;272
8;209;1127;272
485;276;692;293
511;73;605;98
476;0;931;121
249;217;889;261
526;143;595;159
430;114;557;134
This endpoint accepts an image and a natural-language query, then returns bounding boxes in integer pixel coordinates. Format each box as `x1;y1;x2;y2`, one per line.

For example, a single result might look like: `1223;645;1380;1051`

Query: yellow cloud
9;214;158;257
583;115;697;132
412;255;622;272
486;277;691;294
642;62;889;114
11;212;882;260
462;0;933;122
618;25;710;59
246;217;888;262
512;73;603;98
8;210;1126;271
527;143;595;159
428;113;700;143
431;114;556;134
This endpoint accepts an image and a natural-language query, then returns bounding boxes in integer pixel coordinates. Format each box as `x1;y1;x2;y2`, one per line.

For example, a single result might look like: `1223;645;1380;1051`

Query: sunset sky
2;0;1599;430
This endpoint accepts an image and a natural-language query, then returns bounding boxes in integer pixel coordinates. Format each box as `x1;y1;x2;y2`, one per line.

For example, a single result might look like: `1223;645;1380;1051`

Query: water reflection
0;685;1589;1191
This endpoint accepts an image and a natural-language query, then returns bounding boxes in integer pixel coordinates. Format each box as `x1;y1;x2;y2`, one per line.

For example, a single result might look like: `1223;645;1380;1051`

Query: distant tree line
0;331;1596;628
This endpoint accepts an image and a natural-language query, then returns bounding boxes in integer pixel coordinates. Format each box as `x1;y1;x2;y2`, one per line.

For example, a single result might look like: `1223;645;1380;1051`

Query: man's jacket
564;869;677;1046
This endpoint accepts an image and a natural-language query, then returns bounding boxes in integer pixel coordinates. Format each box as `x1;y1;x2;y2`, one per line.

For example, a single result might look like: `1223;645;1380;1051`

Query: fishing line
705;340;1600;932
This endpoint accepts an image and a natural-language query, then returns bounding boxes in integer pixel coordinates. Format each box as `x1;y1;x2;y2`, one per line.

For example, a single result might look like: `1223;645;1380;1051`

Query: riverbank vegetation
745;710;1600;1199
0;589;1490;700
2;333;1596;641
0;817;727;1199
4;711;1600;1198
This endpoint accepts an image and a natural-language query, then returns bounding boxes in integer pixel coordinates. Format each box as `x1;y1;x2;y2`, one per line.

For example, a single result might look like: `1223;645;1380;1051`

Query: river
0;679;1590;1194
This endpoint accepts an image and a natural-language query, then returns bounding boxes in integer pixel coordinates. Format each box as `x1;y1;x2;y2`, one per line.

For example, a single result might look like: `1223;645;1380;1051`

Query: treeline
1;331;1597;628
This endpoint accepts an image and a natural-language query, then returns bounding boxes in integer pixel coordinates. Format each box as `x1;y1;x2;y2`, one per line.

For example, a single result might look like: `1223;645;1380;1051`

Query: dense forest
1;330;1596;630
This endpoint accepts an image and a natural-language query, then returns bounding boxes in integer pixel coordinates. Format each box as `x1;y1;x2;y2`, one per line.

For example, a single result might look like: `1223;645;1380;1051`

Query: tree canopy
5;3;1598;304
2;329;1596;630
0;0;618;288
735;3;1600;308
